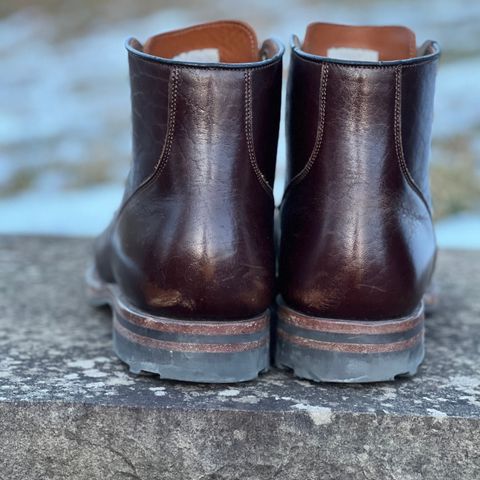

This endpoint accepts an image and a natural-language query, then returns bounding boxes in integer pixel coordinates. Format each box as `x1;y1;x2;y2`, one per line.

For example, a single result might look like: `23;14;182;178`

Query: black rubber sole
85;266;270;383
275;299;425;383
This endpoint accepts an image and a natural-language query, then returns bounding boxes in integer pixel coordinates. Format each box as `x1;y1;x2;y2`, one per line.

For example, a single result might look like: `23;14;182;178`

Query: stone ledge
0;236;479;479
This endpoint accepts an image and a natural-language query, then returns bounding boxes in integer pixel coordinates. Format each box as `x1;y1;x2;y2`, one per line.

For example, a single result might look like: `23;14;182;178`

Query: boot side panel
250;59;283;187
93;54;171;282
285;53;324;182
126;53;171;196
401;59;439;206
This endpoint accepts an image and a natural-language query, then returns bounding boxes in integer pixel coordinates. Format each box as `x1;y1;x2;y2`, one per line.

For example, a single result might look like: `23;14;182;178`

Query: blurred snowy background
0;0;479;248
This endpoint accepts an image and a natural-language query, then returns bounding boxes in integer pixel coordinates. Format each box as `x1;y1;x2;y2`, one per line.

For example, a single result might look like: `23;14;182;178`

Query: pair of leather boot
86;20;440;383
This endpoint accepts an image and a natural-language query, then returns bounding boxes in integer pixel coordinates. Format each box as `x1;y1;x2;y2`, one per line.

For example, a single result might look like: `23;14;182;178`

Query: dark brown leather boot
276;23;440;382
86;21;284;382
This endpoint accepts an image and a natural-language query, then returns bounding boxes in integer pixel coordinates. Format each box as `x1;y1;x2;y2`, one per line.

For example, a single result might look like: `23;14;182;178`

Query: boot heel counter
280;182;436;319
111;184;276;320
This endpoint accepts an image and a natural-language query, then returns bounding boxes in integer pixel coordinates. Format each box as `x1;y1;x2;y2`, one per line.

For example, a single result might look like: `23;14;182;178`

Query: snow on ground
0;0;479;247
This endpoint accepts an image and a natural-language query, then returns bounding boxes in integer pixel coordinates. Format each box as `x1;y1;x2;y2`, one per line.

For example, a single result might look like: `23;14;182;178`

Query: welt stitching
394;66;432;217
284;63;329;195
244;70;273;196
116;66;179;219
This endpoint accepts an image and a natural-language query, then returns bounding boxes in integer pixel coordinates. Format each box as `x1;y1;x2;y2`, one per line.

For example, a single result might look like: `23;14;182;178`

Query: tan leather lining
143;20;259;63
302;23;417;61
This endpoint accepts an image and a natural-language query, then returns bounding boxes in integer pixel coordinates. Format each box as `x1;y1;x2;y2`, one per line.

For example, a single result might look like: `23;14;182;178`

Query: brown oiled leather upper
279;24;440;320
94;21;284;320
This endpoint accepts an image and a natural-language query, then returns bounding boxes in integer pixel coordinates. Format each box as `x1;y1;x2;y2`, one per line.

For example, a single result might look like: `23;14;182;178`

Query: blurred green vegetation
431;136;480;220
0;156;117;198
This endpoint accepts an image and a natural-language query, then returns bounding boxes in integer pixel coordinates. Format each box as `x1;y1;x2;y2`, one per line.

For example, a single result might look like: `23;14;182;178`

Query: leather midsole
276;298;424;354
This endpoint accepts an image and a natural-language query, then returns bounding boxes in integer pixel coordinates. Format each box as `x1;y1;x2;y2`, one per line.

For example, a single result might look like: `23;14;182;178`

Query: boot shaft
96;21;284;319
280;23;440;320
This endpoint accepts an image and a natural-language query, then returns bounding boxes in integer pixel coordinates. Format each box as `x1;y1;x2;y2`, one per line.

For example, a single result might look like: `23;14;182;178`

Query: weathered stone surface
0;235;479;479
